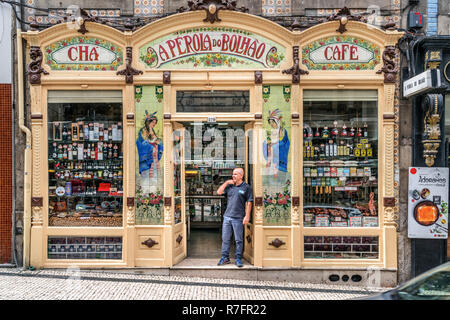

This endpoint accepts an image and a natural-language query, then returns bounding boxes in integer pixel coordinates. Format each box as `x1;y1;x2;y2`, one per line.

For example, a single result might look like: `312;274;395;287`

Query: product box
337;168;343;177
330;167;337;177
363;216;378;227
315;216;329;227
330;221;348;227
324;167;330;177
349;216;363;227
350;167;357;177
304;213;313;222
318;167;324;177
304;168;311;177
343;167;350;177
364;167;371;177
357;168;364;177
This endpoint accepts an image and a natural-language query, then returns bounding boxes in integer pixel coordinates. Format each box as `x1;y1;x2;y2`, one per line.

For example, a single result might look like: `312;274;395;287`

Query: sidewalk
0;267;387;300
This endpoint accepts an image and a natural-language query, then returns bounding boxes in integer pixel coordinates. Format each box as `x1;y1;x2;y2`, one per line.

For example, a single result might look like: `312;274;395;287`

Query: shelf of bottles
303;120;378;228
48;120;123;227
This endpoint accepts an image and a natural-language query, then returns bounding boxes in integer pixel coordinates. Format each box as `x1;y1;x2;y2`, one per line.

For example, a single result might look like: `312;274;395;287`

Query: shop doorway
172;120;254;263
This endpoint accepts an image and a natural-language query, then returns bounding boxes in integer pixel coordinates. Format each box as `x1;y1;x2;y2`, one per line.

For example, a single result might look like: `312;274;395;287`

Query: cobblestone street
0;267;387;300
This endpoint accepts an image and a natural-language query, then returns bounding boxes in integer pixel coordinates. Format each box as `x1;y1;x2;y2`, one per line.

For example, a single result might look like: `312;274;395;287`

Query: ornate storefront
21;6;403;284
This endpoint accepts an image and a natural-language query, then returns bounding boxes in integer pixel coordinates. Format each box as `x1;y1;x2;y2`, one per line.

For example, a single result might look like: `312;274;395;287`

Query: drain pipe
17;15;32;269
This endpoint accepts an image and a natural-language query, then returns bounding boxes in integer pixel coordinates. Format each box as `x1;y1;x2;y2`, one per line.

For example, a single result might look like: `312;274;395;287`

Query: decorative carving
269;238;285;248
127;197;135;207
376;46;398;83
164;197;172;207
384;197;395;207
292;196;299;207
76;9;98;34
422;94;443;167
163;71;171;84
384;207;398;228
282;46;309;84
176;234;183;244
326;7;367;34
27;46;49;85
127;208;135;225
291;207;300;225
384;124;394;196
142;237;158;248
254;71;263;84
31;207;43;226
246;235;252;244
254;197;262;207
178;0;249;24
31;123;42;197
381;18;397;31
255;207;263;225
116;47;143;84
31;197;43;207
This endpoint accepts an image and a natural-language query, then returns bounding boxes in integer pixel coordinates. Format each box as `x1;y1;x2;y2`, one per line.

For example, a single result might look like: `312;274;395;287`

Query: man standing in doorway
216;168;253;267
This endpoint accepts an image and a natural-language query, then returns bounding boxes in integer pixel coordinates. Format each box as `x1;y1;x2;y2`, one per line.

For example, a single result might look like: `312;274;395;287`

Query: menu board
408;167;448;239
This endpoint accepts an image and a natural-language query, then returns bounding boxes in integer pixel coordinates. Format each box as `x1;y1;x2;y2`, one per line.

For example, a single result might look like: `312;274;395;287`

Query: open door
172;122;187;265
243;122;254;264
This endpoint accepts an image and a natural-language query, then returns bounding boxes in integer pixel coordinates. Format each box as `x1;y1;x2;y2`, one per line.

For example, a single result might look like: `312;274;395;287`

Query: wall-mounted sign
408;167;448;239
403;69;441;98
45;37;123;71
139;27;286;69
301;36;380;70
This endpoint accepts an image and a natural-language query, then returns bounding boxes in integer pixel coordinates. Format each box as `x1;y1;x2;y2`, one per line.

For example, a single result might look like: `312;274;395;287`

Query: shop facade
22;8;402;284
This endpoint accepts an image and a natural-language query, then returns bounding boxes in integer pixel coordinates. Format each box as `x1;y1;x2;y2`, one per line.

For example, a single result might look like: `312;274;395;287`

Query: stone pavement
0;267;388;300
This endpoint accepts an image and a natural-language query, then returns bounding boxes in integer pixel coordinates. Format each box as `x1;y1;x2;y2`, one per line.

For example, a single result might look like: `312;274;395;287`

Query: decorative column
253;84;264;267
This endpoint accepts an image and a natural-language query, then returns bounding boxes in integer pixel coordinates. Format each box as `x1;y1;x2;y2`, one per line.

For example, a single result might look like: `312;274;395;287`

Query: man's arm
243;201;252;225
217;179;234;195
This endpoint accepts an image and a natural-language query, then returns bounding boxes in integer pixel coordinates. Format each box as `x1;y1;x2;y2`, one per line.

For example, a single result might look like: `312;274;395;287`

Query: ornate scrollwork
326;7;367;34
77;9;99;34
269;238;285;248
422;94;443;167
27;46;49;85
376;46;399;83
178;0;248;24
282;46;309;84
142;237;158;248
116;47;143;84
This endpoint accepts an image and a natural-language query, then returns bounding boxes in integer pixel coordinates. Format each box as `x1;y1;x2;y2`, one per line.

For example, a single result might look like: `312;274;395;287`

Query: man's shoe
235;258;243;267
217;256;231;265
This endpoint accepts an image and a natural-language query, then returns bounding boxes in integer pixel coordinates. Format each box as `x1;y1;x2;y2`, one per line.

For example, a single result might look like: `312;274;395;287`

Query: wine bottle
52;142;58;159
62;124;68;141
89;123;94;141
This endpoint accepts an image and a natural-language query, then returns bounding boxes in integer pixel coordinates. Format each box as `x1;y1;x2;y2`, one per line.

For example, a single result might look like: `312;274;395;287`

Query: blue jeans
221;216;244;260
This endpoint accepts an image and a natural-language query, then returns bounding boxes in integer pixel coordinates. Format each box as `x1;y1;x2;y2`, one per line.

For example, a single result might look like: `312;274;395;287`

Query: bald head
232;167;244;184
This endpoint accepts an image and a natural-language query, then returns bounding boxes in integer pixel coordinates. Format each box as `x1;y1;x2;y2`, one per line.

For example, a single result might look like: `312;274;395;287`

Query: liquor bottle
84;124;89;141
314;126;321;137
107;143;113;159
67;124;72;141
112;124;118;141
325;141;330;158
85;143;90;160
99;123;104;141
331;121;339;137
52;142;58;159
62;124;68;141
322;126;329;139
78;143;84;160
363;122;368;138
356;127;362;138
97;142;103;161
90;143;95;160
93;123;99;141
108;127;113;141
72;123;78;141
88;123;94;141
62;144;68;160
349;126;355;137
78;122;84;141
68;144;73;160
72;143;77;159
54;122;61;140
113;144;118;158
341;124;348;137
333;140;337;157
103;127;109;142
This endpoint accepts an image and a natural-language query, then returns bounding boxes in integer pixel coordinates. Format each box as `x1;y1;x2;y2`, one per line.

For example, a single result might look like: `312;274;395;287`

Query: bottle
333;140;337;157
54;122;61;140
108;143;113;159
78;122;84;141
52;142;58;159
72;143;77;159
67;124;72;141
62;144;68;160
93;123;99;141
314;127;320;137
68;144;73;160
341;124;348;137
322;126;329;139
90;143;95;160
97;142;103;161
113;144;118;158
89;123;94;141
78;143;84;160
85;143;90;160
99;123;104;141
103;127;109;142
84;124;89;140
349;126;355;137
363;122;368;138
331;121;339;137
62;124;68;141
325;141;330;158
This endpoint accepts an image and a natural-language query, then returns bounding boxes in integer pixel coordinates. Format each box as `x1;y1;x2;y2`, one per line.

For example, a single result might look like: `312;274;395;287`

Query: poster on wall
262;85;291;225
408;167;448;239
135;85;164;225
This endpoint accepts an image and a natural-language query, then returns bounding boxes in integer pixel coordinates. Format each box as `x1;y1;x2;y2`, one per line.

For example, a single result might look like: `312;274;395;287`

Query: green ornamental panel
135;85;164;225
262;85;292;226
139;27;285;70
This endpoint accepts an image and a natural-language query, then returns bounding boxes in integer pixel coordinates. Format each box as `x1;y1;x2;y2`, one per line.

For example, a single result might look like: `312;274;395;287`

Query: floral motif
263;180;291;225
140;47;158;68
283;85;291;102
173;53;252;68
262;85;270;102
135;187;164;225
135;85;143;102
155;86;163;102
45;36;123;71
266;47;284;68
301;36;380;71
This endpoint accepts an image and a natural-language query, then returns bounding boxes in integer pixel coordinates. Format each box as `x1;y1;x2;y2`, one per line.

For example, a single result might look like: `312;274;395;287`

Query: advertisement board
408;167;448;239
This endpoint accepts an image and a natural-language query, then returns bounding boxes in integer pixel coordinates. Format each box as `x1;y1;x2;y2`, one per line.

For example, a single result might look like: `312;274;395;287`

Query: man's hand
225;179;235;186
243;216;250;225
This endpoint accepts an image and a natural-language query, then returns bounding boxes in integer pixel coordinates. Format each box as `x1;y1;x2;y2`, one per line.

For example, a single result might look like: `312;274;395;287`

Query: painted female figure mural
263;108;290;186
136;110;163;193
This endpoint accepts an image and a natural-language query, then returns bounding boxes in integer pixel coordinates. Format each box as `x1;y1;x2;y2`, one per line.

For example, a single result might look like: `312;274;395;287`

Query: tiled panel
0;84;12;264
304;236;379;259
47;236;122;259
134;0;164;17
262;0;291;16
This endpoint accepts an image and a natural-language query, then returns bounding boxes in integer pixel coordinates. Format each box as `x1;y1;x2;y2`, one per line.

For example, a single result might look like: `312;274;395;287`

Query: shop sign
45;36;123;71
301;36;380;70
408;167;448;239
139;27;286;69
403;69;441;98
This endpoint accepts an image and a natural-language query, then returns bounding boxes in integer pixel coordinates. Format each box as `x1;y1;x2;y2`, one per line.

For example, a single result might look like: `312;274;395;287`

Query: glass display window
303;90;378;228
47;90;123;227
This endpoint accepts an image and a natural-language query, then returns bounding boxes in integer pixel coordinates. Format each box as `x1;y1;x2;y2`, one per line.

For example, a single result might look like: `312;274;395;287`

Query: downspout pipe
16;2;32;269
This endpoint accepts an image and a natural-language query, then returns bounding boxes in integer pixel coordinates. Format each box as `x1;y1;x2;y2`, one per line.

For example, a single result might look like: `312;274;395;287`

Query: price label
207;116;217;123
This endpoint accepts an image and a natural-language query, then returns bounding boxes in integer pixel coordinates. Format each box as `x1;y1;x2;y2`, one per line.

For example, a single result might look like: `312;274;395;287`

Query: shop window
176;91;249;113
303;90;378;228
304;236;379;259
135;86;165;225
47;236;122;259
47;91;123;227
